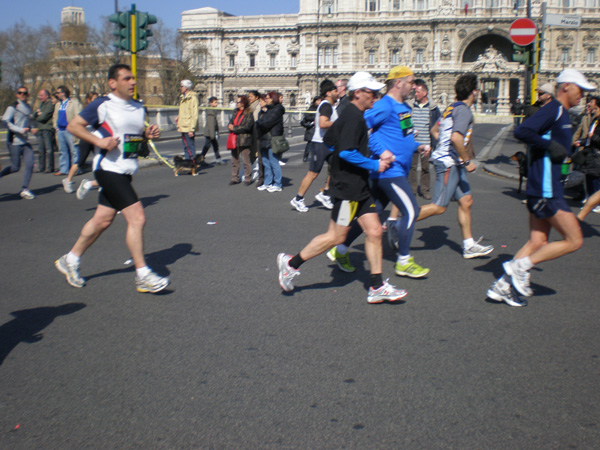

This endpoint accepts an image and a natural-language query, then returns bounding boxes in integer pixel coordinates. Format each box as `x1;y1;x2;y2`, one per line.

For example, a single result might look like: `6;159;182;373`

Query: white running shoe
291;197;309;212
463;237;494;259
76;179;91;200
20;189;36;200
367;279;407;304
315;191;333;209
267;185;282;193
257;184;269;191
277;253;300;291
62;178;74;194
136;271;169;293
55;255;85;288
502;260;532;297
487;279;527;307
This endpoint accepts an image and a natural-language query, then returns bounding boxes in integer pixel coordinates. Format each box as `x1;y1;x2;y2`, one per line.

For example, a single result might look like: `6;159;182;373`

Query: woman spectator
227;95;255;185
256;91;285;192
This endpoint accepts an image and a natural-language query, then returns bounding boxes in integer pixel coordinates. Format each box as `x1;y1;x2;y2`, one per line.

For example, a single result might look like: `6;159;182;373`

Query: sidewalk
477;123;523;181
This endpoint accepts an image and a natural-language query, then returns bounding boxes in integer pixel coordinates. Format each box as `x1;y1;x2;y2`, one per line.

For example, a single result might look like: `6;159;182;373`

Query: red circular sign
510;18;538;46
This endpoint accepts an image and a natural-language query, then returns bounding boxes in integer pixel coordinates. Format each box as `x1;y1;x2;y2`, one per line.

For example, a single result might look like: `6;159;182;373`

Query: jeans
201;136;221;160
181;133;196;159
57;129;78;174
261;147;282;188
0;142;35;190
37;129;55;172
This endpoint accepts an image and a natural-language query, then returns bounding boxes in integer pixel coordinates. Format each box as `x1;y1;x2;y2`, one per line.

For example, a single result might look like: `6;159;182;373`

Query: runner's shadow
141;194;169;209
282;267;355;294
414;225;462;255
0;184;62;202
0;303;86;366
85;243;200;281
580;220;600;238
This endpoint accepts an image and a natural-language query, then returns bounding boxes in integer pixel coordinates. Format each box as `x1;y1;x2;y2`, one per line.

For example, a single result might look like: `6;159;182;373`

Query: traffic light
512;44;532;66
135;12;157;52
109;12;131;52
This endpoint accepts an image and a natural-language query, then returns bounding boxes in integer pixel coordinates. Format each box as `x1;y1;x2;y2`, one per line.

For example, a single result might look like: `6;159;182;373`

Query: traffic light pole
130;4;138;99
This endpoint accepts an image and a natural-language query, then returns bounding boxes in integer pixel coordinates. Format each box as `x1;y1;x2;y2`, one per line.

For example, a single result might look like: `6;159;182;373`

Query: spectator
247;90;263;183
256;91;285;192
53;85;82;179
200;96;224;165
176;79;199;160
511;98;525;127
32;89;56;173
227;95;254;186
335;79;349;114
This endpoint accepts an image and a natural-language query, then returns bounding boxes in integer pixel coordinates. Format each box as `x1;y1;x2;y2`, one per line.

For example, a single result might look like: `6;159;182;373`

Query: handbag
271;135;290;154
226;132;237;150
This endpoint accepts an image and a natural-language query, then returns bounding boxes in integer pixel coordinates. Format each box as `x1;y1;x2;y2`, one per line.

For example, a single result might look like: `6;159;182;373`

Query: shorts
432;160;471;207
77;140;95;167
94;168;139;211
331;197;378;227
308;142;331;174
526;196;572;219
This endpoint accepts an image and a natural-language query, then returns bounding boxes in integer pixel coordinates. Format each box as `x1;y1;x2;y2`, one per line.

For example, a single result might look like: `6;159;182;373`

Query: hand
98;136;120;151
174;116;178;124
188;131;195;138
380;150;395;163
574;141;581;148
418;145;431;157
378;159;391;172
22;127;30;134
465;161;476;172
145;124;160;140
32;128;38;134
228;124;234;131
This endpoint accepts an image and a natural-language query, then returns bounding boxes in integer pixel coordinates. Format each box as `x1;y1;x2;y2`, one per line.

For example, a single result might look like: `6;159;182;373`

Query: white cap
180;79;193;89
537;83;555;96
347;72;385;92
556;69;595;91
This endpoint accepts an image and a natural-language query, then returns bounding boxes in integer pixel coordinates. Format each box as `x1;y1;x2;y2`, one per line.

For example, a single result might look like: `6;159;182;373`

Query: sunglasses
17;91;28;95
361;89;377;96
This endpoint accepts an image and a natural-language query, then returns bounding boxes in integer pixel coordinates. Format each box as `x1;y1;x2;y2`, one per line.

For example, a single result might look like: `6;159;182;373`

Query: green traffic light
512;44;531;66
135;11;157;52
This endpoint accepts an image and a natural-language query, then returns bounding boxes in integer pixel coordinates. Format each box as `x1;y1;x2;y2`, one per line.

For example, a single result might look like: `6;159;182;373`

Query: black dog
511;151;528;193
173;155;203;177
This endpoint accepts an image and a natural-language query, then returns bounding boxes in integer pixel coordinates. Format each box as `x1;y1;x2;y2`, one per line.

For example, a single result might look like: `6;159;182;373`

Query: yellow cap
386;66;414;81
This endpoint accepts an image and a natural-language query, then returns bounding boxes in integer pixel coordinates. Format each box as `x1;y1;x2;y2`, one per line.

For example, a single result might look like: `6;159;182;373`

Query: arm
2;106;28;134
36;102;54;124
232;113;254;134
339;149;388;172
450;132;475;172
256;107;284;132
67;115;119;152
190;95;199;136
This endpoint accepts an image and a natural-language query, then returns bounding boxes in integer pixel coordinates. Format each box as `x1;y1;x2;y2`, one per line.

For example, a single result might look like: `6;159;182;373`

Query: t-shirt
311;100;338;143
364;94;419;179
79;93;146;175
325;103;371;201
514;98;573;198
432;102;473;168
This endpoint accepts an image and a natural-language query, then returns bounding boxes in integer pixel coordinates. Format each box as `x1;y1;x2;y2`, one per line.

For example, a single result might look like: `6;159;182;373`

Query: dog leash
144;122;174;168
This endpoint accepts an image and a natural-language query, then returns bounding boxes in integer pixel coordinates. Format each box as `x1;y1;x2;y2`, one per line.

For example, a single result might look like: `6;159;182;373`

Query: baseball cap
537;83;554;96
180;79;193;89
347;72;385;92
386;66;414;81
556;69;595;91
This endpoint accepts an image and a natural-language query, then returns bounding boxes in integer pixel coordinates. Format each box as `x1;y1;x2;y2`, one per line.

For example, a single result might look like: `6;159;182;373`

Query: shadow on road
414;225;463;256
0;303;86;366
141;194;170;208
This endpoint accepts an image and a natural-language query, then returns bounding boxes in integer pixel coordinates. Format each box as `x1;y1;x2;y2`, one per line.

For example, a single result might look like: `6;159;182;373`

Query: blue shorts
308;142;331;174
526;196;572;219
432;160;471;207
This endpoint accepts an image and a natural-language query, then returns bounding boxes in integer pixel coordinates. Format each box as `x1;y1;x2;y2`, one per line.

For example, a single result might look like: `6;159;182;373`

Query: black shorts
331;196;378;227
77;140;95;167
526;196;572;219
94;169;139;211
308;142;331;174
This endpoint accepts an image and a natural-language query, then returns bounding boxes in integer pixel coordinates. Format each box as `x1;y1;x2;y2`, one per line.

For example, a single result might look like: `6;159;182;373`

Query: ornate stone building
180;0;599;115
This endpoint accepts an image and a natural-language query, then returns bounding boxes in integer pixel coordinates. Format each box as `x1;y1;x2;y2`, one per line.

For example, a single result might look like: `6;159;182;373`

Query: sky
1;1;300;32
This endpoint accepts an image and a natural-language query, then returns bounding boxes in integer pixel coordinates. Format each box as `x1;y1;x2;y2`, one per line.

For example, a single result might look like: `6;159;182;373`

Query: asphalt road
1;125;599;449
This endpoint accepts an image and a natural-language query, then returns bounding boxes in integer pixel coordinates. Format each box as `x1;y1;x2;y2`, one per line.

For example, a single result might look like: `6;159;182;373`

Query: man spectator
32;89;56;173
53;85;81;182
416;73;494;259
511;98;525;127
335;78;349;114
290;79;338;212
409;79;440;200
55;63;168;293
536;83;555;108
572;96;597;149
200;96;224;165
487;69;594;307
0;86;36;199
176;79;199;160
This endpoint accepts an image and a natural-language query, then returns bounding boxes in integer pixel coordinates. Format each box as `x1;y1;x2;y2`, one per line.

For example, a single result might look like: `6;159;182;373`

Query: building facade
180;0;599;114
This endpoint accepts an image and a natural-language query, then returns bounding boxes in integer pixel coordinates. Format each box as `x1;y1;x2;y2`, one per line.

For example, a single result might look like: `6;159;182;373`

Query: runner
54;64;169;293
277;72;407;304
487;69;594;307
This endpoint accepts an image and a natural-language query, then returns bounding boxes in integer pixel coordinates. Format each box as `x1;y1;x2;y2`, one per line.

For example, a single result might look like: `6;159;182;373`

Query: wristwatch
462;160;471;167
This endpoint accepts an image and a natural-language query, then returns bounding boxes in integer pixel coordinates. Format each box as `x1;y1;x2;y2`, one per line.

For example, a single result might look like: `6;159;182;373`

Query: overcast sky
2;1;299;32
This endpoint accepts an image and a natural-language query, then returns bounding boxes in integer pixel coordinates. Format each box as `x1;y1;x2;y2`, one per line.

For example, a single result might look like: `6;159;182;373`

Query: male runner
278;72;407;304
487;69;594;307
55;64;169;293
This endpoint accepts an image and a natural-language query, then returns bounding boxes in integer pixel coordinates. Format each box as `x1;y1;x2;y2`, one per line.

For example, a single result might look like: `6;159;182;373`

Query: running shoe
386;219;399;251
257;184;269;191
277;253;300;291
62;178;74;194
291;197;309;212
326;246;356;273
55;255;85;288
76;179;91;200
502;260;532;297
593;205;600;214
20;189;35;200
394;257;429;278
315;191;334;210
463;237;494;259
278;160;286;166
367;279;407;304
267;185;282;193
136;271;170;293
487;280;527;307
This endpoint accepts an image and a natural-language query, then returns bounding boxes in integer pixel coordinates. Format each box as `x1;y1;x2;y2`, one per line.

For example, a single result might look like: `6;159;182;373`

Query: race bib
399;113;414;137
123;134;144;159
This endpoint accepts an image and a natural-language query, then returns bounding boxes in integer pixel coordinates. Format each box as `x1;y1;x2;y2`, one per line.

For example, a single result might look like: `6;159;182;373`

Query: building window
561;0;571;6
325;47;332;65
586;48;595;64
585;0;598;6
270;54;277;67
486;0;498;6
391;0;401;10
249;54;255;67
153;86;157;94
290;53;297;67
368;50;376;65
416;49;423;64
391;49;399;65
319;46;337;67
414;0;427;9
560;49;569;64
229;55;236;67
366;0;378;11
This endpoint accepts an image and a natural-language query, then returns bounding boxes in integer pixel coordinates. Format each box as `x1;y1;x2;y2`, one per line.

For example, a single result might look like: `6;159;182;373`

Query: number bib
123;134;144;159
399;113;414;137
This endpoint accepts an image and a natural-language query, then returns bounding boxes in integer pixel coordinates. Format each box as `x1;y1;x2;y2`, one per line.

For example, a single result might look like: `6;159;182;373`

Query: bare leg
119;201;147;269
66;163;79;183
417;203;446;221
357;212;383;274
70;204;117;257
577;189;600;221
457;194;474;240
297;171;319;197
299;219;350;261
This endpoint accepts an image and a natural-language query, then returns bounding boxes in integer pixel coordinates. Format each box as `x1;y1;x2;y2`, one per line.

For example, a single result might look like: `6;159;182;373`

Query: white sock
515;257;533;271
83;180;94;190
497;275;510;289
66;252;80;265
398;255;410;265
463;238;475;249
336;244;349;255
136;266;151;278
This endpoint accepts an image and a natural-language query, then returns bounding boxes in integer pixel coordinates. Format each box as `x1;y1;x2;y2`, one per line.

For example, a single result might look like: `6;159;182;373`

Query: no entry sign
510;18;538;46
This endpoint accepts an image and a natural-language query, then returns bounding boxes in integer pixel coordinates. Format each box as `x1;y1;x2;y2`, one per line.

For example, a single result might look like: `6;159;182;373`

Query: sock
66;252;80;265
515;257;533;271
295;194;304;201
398;255;410;266
370;273;383;289
84;180;94;190
336;244;349;255
387;217;397;222
323;189;329;197
136;266;151;278
463;238;475;249
289;254;305;270
497;275;510;289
